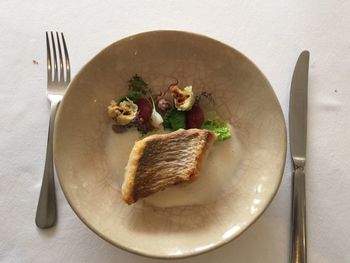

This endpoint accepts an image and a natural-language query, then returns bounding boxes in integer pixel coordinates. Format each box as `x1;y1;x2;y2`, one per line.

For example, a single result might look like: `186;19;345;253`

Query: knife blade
290;51;309;167
289;50;309;263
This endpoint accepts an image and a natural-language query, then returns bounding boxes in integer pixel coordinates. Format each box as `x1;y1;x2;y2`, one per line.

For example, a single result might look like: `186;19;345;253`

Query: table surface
1;1;350;262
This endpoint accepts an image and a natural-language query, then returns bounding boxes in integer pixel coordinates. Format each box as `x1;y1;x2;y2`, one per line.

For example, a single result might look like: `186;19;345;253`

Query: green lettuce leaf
163;108;186;130
201;118;231;141
119;91;144;102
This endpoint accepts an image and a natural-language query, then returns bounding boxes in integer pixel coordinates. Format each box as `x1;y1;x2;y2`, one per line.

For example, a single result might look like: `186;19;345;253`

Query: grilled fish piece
122;129;216;204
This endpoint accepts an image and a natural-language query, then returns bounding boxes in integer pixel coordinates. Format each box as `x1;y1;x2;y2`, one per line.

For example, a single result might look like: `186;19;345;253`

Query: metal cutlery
289;50;309;263
35;32;70;229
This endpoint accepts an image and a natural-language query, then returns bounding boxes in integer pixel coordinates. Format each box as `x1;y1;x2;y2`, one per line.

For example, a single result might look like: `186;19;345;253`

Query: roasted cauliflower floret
108;99;138;125
170;85;195;111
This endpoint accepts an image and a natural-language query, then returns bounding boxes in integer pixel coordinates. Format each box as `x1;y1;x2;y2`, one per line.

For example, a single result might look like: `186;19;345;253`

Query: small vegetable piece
186;104;204;129
157;98;172;111
119;91;144;102
201;117;231;141
149;96;163;129
151;110;163;129
135;98;152;123
128;74;150;95
134;116;154;135
108;99;138;125
163;108;186;130
170;85;195;111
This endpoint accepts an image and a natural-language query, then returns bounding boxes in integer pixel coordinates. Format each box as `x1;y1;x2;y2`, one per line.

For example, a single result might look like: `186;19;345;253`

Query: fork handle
291;167;307;263
35;101;59;228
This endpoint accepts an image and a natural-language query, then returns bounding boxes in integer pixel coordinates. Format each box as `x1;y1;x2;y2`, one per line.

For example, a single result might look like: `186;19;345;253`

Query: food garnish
157;98;172;111
107;99;138;125
107;74;231;141
170;85;195;111
128;74;150;95
135;98;152;123
201;112;231;141
150;96;163;128
119;91;143;102
186;104;204;129
163;108;186;130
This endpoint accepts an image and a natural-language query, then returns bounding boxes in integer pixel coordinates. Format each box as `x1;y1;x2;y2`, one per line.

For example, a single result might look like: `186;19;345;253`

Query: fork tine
46;32;52;84
56;32;64;84
50;32;58;83
61;32;71;83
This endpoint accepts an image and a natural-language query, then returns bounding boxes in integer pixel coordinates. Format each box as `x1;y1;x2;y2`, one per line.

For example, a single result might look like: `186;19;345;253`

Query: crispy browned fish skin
122;129;216;204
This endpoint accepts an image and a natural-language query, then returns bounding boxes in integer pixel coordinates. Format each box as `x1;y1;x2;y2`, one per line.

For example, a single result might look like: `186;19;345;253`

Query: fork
35;32;70;229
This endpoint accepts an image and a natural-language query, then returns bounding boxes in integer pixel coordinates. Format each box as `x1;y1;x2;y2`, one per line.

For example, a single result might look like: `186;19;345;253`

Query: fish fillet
121;129;216;204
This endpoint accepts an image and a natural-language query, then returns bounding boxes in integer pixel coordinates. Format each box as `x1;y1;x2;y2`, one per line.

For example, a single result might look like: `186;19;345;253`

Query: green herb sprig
128;74;151;95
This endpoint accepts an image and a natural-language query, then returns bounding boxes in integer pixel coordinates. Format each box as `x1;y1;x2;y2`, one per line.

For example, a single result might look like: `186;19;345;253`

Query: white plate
54;30;286;259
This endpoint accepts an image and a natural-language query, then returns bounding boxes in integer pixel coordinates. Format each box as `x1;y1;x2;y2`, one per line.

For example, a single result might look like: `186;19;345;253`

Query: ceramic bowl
54;30;286;259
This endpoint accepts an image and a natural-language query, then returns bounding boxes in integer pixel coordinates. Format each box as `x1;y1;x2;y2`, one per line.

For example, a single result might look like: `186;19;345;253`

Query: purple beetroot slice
136;98;152;123
186;104;204;129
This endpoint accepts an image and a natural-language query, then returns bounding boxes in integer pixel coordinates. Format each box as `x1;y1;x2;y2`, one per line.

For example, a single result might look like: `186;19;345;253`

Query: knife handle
291;167;307;263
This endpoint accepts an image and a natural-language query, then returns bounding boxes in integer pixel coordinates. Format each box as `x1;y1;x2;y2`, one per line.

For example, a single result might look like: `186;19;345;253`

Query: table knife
289;50;309;263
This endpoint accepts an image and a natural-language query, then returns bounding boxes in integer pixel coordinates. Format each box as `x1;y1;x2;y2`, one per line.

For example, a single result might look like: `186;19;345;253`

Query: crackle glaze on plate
54;30;286;259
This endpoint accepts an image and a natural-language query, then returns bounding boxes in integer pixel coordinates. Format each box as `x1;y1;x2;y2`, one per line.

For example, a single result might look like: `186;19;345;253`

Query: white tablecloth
1;1;349;262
